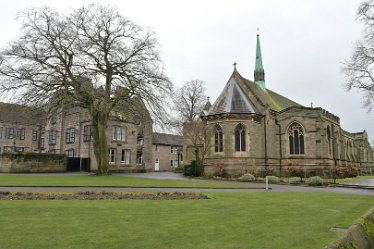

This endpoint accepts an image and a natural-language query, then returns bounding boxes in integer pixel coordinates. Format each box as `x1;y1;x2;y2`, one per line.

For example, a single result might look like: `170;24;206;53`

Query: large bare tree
343;0;374;111
172;79;207;127
0;4;172;175
173;80;210;174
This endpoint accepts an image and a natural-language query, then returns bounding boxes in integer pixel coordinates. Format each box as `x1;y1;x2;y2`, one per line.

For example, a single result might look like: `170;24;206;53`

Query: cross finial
257;27;260;33
233;61;237;70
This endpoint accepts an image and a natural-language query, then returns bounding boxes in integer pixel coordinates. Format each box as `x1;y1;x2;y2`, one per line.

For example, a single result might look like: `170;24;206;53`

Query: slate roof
152;132;183;146
207;70;302;115
0;102;46;125
208;76;256;114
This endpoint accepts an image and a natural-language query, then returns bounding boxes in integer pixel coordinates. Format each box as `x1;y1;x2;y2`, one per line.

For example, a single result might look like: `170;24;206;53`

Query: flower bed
0;191;209;200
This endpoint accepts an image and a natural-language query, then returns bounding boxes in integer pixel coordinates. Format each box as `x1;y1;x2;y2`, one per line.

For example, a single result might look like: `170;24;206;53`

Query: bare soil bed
0;191;209;200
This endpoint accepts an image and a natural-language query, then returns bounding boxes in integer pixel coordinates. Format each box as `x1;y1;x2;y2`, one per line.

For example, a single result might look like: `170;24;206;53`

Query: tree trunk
91;104;110;175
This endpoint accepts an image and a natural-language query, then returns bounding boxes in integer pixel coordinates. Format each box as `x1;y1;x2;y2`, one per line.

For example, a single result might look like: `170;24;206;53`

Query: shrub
287;167;305;181
306;176;324;186
213;163;225;177
267;176;280;184
258;168;275;177
183;160;202;176
240;173;255;182
289;177;302;184
335;166;358;178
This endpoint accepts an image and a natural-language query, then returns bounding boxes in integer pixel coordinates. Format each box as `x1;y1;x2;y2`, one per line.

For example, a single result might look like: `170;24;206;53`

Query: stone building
0;101;183;172
152;132;183;171
42;103;154;172
185;34;374;176
0;102;45;153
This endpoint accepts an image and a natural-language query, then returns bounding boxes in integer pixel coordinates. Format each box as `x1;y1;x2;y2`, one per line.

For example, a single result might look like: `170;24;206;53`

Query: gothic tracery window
327;126;332;156
288;122;305;155
214;125;223;152
235;123;246;152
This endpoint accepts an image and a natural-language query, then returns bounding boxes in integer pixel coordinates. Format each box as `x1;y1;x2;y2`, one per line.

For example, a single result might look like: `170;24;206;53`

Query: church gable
208;76;256;115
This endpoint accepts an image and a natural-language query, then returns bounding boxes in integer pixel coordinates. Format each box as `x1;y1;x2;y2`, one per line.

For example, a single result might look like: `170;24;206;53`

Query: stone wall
0;152;67;173
327;209;374;249
194;106;374;177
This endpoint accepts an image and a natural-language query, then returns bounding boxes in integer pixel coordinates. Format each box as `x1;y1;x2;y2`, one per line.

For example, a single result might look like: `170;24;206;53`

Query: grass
0;192;373;249
0;175;255;188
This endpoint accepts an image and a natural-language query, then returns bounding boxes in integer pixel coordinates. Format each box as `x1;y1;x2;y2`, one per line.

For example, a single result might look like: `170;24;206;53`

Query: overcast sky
0;0;373;142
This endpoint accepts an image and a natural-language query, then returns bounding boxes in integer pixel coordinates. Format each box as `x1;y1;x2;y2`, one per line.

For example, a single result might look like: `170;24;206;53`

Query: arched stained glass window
327;126;332;156
288;122;305;155
235;123;246;152
214;125;223;152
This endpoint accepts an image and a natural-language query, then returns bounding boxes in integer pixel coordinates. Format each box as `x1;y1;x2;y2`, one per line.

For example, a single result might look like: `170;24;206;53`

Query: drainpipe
332;125;337;184
59;109;65;154
78;121;82;171
263;115;268;170
38;124;42;153
275;119;282;174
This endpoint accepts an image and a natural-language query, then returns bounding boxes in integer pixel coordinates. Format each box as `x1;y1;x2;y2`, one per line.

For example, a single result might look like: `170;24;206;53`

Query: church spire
254;34;266;91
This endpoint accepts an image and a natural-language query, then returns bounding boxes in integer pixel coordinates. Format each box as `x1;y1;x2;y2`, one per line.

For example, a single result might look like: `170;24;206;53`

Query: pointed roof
201;97;212;116
254;34;266;91
207;69;301;116
208;69;256;115
255;34;263;71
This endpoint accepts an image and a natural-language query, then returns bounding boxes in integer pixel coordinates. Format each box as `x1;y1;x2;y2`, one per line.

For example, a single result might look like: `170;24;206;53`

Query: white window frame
171;146;179;154
137;134;144;146
65;149;75;158
48;130;57;145
32;130;38;141
108;148;116;164
112;126;126;141
83;125;92;142
170;160;178;167
121;149;131;164
66;128;75;144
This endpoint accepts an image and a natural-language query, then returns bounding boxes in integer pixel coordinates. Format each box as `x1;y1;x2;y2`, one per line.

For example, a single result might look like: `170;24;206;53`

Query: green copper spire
254;34;266;91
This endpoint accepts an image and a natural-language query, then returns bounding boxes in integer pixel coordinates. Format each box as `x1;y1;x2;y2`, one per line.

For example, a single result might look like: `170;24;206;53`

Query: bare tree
183;121;211;174
0;4;172;175
172;80;207;127
343;0;374;111
172;80;209;172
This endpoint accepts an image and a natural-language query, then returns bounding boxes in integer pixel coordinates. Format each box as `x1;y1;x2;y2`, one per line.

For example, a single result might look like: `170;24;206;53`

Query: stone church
190;34;374;176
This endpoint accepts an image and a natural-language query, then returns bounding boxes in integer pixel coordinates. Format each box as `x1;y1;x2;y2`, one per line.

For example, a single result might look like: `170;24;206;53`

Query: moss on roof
235;71;302;112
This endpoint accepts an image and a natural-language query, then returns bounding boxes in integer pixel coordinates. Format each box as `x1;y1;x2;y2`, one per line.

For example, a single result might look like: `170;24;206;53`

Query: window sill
288;155;306;159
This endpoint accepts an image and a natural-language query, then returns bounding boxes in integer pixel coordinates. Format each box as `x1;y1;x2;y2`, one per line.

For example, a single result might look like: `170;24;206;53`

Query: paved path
343;178;374;187
1;184;373;196
0;172;373;196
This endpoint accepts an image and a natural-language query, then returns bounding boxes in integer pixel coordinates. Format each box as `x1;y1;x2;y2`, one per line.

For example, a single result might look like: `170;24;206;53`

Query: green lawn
0;192;373;249
0;175;254;188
